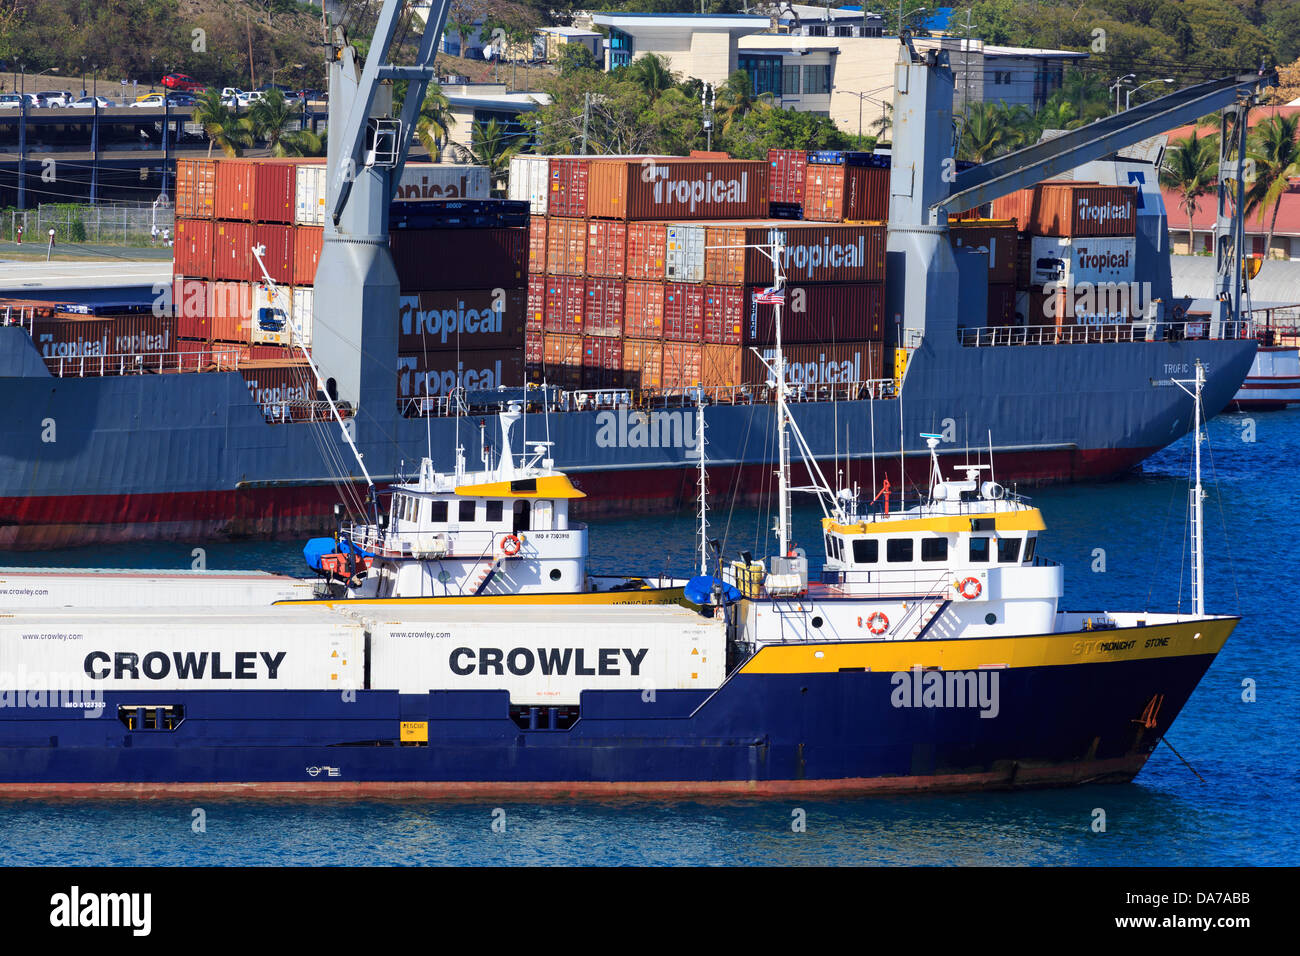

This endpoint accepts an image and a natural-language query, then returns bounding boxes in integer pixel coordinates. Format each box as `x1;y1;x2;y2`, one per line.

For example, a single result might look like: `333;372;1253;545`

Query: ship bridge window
969;536;990;562
998;537;1022;563
486;500;504;523
887;538;914;563
429;500;449;523
921;537;948;562
459;500;476;523
852;539;878;564
1024;536;1036;562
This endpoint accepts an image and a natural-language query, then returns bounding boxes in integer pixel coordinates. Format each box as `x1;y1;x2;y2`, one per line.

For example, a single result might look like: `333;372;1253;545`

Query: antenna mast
696;391;708;577
773;237;790;558
1173;359;1206;616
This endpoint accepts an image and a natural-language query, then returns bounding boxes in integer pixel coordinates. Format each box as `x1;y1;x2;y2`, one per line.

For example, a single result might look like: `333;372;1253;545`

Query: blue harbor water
0;408;1295;866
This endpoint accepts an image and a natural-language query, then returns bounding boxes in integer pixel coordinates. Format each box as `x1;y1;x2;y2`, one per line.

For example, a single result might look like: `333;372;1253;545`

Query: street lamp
80;55;86;98
1126;77;1174;110
1109;73;1136;112
93;64;98;99
898;2;927;35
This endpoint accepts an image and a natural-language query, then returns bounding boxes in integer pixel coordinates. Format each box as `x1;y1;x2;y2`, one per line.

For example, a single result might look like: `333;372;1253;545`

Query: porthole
985;613;997;625
811;615;824;628
549;568;562;581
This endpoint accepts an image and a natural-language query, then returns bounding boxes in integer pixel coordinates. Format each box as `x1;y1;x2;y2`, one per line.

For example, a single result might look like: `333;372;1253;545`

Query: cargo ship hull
0;620;1228;796
0;324;1253;549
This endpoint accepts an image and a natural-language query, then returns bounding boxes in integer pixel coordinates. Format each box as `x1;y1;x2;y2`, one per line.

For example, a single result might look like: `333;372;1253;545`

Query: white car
129;94;165;108
67;96;114;109
0;94;22;109
36;91;73;107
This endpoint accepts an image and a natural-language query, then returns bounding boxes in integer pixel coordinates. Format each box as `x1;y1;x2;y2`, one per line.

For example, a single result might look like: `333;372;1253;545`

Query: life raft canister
957;576;982;600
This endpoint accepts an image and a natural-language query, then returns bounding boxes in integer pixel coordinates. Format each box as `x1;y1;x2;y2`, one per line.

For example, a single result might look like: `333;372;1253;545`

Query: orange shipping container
215;160;256;221
586;159;769;221
525;329;543;366
528;217;547;274
548;159;590;218
176;159;217;219
1027;183;1138;237
208;281;252;343
545;218;587;276
542;332;583;388
293;225;323;287
697;221;885;285
585;220;627;278
661;341;703;394
174;218;214;279
701;343;744;388
803;165;889;222
625;223;667;280
624;280;665;339
621;338;663;392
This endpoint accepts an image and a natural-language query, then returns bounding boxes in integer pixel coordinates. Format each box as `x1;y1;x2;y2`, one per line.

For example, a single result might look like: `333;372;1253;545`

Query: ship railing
957;319;1253;348
42;347;246;378
842;490;1033;523
1245;303;1300;347
341;523;504;560
254;401;342;425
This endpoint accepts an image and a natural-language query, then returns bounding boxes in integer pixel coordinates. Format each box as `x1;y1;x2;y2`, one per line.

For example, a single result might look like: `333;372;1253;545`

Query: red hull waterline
0;754;1149;801
0;446;1158;550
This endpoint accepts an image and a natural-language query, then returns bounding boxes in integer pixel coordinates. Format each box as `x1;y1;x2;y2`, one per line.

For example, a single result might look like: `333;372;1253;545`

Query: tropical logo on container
394;172;480;201
756;348;869;385
399;291;509;345
769;230;866;278
647;165;749;213
399;356;509;397
1076;196;1134;225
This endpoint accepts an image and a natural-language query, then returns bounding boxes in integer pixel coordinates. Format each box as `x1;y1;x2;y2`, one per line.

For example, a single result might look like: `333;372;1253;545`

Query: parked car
130;93;166;108
161;73;205;93
67;96;115;109
0;94;23;110
167;93;197;108
238;90;264;106
35;91;73;107
220;87;243;104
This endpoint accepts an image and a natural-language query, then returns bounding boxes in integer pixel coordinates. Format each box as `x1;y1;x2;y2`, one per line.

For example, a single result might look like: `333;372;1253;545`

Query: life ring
866;611;889;635
956;576;982;600
501;534;522;556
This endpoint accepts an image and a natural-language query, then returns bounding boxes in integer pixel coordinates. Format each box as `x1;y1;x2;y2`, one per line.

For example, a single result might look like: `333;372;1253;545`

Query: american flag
754;285;785;305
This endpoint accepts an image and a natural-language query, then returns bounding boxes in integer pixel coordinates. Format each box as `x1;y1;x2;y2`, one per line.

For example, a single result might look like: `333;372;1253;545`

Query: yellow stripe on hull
739;616;1237;674
282;588;688;608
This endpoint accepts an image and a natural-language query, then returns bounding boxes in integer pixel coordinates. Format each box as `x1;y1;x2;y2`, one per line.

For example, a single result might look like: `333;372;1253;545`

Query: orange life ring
957;576;982;600
501;534;522;556
866;611;889;635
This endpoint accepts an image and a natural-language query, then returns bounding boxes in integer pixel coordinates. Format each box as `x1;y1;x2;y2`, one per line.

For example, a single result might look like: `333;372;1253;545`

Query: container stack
948;220;1020;327
991;181;1140;332
514;153;887;395
801;152;891;223
0;299;178;371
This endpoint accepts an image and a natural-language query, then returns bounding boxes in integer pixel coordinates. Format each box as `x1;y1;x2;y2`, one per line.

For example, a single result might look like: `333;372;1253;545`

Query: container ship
0;35;1264;550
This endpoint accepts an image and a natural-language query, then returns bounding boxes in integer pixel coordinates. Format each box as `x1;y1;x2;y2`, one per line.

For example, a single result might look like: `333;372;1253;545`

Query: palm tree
1160;130;1219;252
715;70;774;134
274;128;325;157
1245;113;1300;258
415;83;456;161
625;53;676;95
1057;68;1109;123
249;89;296;153
193;88;253;157
956;101;1027;163
452;119;526;194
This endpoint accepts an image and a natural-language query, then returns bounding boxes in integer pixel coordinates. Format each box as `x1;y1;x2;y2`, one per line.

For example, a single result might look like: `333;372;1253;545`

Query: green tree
453;119;527;194
249;88;296;152
275;128;325;157
723;106;851;160
193;87;253;157
1245;113;1300;258
556;43;598;76
714;70;773;135
624;52;677;94
956;101;1028;162
1159;129;1219;252
415;83;456;160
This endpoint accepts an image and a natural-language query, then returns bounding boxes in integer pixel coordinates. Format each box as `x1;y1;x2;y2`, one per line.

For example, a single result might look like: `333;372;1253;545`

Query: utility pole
702;83;714;151
580;92;590;154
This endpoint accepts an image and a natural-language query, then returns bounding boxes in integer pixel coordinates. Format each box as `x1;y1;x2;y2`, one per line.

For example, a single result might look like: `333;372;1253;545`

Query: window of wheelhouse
459;500;476;523
428;500;449;523
969;536;990;562
886;538;913;562
998;537;1022;563
1024;535;1036;562
852;539;878;564
921;537;948;562
486;500;504;523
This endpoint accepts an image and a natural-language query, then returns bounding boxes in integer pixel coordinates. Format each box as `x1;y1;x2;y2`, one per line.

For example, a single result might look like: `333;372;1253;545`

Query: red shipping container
548;159;590;218
174;218;214;279
528;217;547;274
253;160;296;224
803;165;889;222
525;330;543;366
621;338;662;392
702;285;744;346
624;280;665;339
398;288;526;351
987;283;1017;327
249;344;295;361
949;220;1018;285
108;313;177;356
740;341;883;386
1027;183;1138;237
661;341;703;393
293;225;323;286
215;160;256;221
526;274;545;331
581;335;622;388
700;221;885;285
208;281;253;343
767;149;807;205
583;277;624;337
585;220;627;278
212;221;254;281
625;223;666;280
390;228;527;290
176;159;217;219
544;218;587;276
543;276;585;334
663;283;704;343
586;158;769;221
744;283;884;344
253;223;295;285
398;348;523;398
27;317;112;359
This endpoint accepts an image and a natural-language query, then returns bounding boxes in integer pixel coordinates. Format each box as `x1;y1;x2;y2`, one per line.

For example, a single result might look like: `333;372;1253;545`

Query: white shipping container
0;606;363;691
291;287;314;348
250;283;293;345
665;224;706;283
508;155;550;215
1030;236;1136;287
294;164;327;226
393;163;490;202
361;604;726;704
0;569;316;609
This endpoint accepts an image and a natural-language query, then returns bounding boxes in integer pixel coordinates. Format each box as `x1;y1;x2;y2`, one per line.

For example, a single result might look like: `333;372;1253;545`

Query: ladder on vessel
471;554;505;596
892;575;952;640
